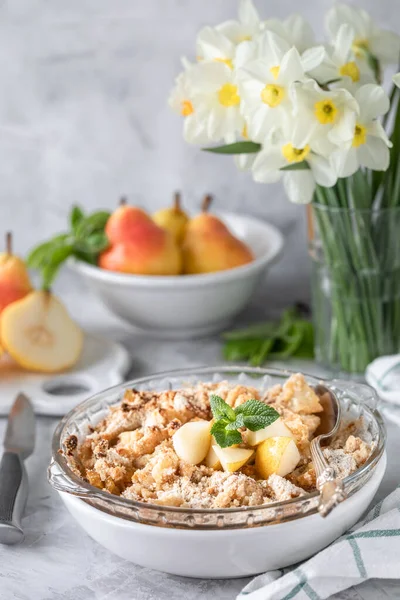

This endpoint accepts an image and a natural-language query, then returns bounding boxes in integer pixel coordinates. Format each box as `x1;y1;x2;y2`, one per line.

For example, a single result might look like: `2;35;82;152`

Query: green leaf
225;413;245;430
222;322;279;341
209;394;236;422
202;141;261;155
70;206;85;233
75;211;111;238
85;232;110;253
27;234;69;269
211;421;242;448
281;162;310;172
249;338;274;366
235;400;280;432
41;244;74;290
223;339;263;361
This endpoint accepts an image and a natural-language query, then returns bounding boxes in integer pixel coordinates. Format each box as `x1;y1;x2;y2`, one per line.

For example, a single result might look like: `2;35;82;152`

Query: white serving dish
59;452;386;578
68;212;283;339
48;367;386;579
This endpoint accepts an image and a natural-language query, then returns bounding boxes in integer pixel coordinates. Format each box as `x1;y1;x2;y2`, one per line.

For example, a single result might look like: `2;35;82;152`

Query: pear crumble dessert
64;374;372;509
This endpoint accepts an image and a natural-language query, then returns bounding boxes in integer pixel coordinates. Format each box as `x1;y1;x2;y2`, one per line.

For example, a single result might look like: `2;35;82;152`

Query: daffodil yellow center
261;84;285;108
270;66;280;80
314;99;338;124
215;57;234;69
352;38;369;57
282;143;311;163
340;61;360;82
181;100;194;117
218;83;240;107
352;123;367;147
242;124;248;139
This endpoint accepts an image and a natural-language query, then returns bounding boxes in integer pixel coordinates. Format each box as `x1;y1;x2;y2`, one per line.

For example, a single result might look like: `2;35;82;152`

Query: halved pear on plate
213;445;254;473
0;290;83;373
246;417;294;447
255;437;300;479
172;420;211;465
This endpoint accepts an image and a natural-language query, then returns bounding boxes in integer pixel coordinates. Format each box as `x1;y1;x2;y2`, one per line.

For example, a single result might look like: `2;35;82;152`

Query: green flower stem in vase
308;196;400;374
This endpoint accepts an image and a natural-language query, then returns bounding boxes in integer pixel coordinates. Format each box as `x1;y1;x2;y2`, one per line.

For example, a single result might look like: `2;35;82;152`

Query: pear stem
202;194;213;213
174;191;181;212
5;231;12;255
119;196;127;206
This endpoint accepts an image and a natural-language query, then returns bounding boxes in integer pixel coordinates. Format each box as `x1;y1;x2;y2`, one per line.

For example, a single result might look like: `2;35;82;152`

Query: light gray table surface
0;268;399;600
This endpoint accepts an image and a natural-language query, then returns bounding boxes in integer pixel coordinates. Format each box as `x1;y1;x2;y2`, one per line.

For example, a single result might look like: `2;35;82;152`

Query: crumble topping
64;373;372;509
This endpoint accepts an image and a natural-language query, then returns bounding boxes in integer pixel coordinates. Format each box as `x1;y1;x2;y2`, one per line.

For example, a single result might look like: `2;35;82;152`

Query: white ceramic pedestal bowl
49;367;386;579
68;212;283;339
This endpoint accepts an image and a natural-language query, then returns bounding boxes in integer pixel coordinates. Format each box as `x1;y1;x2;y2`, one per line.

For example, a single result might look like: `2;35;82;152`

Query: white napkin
238;486;400;600
365;354;400;426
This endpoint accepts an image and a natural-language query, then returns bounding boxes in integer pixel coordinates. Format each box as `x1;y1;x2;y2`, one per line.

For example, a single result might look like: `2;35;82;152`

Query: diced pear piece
204;442;221;469
212;445;254;473
0;290;83;373
256;437;300;479
246;417;294;447
172;420;211;465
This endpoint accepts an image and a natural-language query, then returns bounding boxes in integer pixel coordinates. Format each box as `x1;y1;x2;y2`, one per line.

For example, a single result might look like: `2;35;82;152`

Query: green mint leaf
40;245;74;290
223;429;243;448
210;409;243;448
75;211;111;238
211;421;242;448
27;235;70;269
209;395;236;422
225;413;245;430
85;232;110;253
70;206;85;233
235;400;280;432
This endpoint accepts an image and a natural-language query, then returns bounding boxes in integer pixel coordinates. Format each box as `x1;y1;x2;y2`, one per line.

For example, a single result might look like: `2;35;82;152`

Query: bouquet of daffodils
169;2;400;373
169;1;400;203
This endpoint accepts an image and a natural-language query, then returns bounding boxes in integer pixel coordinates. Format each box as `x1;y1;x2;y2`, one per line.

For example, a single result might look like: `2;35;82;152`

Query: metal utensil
0;393;35;544
311;384;346;518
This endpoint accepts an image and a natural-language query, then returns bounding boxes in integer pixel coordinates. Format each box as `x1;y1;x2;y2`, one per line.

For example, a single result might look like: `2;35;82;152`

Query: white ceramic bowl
49;367;386;579
68;212;283;339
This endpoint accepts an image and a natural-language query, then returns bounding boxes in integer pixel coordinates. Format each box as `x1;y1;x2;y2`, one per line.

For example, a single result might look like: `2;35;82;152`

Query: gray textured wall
0;0;399;299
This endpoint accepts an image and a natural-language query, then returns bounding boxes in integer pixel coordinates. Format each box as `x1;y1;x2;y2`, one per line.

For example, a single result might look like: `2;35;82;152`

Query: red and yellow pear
0;232;32;314
99;200;182;275
182;196;254;274
152;192;189;245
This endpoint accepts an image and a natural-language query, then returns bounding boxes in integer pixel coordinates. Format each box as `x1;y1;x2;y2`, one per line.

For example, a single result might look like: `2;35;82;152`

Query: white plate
0;333;131;416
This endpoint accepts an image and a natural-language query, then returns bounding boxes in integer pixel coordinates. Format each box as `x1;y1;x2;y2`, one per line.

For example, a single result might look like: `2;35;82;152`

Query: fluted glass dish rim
49;366;386;530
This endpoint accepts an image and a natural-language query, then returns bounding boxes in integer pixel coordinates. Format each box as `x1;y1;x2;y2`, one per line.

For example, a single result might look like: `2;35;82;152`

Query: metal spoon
310;384;346;517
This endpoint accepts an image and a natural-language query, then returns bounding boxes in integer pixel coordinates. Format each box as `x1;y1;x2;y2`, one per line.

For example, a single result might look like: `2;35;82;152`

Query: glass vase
308;203;400;374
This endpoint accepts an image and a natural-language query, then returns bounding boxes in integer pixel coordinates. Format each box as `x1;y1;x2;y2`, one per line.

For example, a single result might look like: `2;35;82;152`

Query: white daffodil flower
236;21;324;74
310;24;375;86
326;4;400;66
196;27;236;68
237;31;307;143
216;0;261;45
251;117;338;204
332;84;392;177
184;61;245;143
290;80;359;154
263;14;316;54
169;69;211;145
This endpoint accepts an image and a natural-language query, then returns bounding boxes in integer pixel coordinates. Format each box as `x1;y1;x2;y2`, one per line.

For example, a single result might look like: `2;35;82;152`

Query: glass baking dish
48;366;386;530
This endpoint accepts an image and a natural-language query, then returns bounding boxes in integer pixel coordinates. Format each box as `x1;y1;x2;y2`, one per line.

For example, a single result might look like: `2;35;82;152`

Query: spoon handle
310;438;346;517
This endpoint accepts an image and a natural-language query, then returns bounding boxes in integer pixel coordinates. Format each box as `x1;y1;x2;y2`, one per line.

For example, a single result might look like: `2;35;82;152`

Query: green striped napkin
238;487;400;600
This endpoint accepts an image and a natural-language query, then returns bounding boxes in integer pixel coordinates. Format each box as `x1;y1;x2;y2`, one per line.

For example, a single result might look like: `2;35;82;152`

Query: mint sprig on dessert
209;394;280;448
